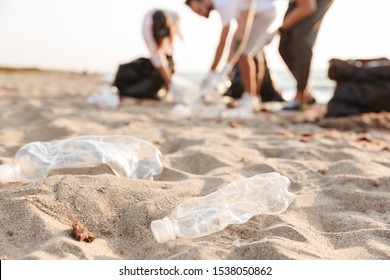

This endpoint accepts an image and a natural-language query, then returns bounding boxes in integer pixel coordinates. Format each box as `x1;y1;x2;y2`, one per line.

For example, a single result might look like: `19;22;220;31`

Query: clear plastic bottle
0;135;163;184
190;103;226;119
151;172;294;243
200;71;231;104
86;85;120;109
170;104;193;119
169;75;201;105
220;107;254;120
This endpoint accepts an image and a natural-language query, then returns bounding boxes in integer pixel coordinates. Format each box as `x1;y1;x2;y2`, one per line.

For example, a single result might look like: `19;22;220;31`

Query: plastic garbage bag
326;57;390;117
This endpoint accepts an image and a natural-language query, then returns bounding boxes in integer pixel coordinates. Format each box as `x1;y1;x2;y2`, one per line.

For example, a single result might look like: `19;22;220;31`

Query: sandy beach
0;69;389;260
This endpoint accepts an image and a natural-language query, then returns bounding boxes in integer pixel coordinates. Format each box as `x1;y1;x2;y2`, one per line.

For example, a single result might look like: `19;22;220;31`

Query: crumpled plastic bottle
0;135;163;184
169;75;201;105
86;85;120;109
168;74;228;120
170;103;193;119
220;107;254;121
151;172;294;243
200;71;231;104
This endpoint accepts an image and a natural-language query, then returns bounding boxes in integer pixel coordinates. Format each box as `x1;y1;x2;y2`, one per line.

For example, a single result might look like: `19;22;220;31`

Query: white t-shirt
142;9;179;68
212;0;275;26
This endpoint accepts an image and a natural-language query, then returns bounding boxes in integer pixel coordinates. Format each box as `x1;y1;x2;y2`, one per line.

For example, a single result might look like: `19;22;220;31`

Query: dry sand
0;69;389;260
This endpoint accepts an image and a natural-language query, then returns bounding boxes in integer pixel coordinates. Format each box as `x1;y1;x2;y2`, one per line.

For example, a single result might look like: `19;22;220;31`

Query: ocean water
180;69;336;105
273;69;336;104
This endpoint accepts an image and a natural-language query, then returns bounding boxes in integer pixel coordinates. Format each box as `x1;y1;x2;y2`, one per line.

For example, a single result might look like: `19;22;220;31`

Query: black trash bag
112;56;174;99
325;57;390;117
224;55;285;102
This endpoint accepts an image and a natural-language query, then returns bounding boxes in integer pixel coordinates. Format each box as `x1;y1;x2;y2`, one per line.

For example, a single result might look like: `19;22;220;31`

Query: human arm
210;24;231;71
143;12;172;87
279;0;317;31
157;65;172;88
144;37;172;87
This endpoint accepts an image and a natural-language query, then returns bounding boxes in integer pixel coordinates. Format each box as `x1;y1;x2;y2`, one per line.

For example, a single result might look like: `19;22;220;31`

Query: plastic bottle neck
151;216;177;243
0;164;17;184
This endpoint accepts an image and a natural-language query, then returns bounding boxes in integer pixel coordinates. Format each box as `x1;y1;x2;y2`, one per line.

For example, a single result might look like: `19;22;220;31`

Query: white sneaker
238;92;261;112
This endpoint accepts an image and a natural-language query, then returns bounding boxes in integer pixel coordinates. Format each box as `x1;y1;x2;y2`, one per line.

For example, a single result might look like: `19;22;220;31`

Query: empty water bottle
151;172;294;243
86;85;120;109
190;102;226;119
200;70;231;104
169;75;201;104
220;107;254;120
0;135;163;184
170;104;193;119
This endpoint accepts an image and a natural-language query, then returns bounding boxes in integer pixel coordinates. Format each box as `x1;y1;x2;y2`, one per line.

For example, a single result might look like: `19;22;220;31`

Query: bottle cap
0;164;15;184
151;217;176;243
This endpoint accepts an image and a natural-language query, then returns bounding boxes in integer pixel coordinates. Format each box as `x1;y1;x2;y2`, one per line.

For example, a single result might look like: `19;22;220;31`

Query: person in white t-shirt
142;9;180;92
185;0;276;112
109;9;180;100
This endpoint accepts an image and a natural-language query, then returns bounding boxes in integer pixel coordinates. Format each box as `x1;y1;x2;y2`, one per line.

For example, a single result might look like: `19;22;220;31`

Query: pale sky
0;0;389;75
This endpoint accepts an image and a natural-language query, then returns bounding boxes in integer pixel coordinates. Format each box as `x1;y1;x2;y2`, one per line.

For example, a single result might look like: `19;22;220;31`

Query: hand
200;66;232;104
278;26;292;42
219;64;231;76
165;82;181;103
201;71;217;90
214;64;232;94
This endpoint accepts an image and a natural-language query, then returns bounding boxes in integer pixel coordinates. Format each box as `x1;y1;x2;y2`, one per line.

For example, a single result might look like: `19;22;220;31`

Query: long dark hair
152;10;172;47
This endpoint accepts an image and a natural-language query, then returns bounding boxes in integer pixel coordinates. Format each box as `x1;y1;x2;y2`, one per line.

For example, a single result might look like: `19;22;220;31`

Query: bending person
185;0;277;112
114;9;180;99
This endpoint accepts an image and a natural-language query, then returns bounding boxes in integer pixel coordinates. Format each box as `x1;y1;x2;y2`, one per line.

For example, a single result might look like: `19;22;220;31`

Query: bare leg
256;54;265;97
238;55;256;96
295;88;314;104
